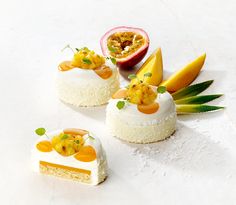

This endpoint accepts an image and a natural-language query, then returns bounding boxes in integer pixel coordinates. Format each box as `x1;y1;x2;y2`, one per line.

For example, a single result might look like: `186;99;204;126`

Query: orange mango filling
137;102;159;114
74;145;97;162
58;61;113;80
63;128;88;136
94;65;113;79
36;141;53;152
107;31;145;58
112;89;128;99
40;161;91;175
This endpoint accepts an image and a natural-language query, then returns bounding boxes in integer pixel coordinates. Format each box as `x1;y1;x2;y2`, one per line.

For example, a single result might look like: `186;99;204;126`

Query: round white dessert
57;61;120;106
106;91;177;143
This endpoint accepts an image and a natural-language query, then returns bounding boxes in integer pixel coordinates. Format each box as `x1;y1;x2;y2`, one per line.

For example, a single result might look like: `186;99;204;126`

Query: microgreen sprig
35;127;49;139
106;57;117;65
157;86;167;94
82;58;92;64
61;44;75;54
116;100;126;110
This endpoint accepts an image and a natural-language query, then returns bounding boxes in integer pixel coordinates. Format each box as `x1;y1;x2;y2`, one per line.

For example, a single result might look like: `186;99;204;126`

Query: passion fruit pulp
100;26;149;69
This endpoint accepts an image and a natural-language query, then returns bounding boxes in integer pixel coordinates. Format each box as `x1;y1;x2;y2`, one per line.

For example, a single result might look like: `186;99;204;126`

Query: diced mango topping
36;141;53;152
127;82;157;105
51;133;85;157
74;145;97;162
71;47;105;69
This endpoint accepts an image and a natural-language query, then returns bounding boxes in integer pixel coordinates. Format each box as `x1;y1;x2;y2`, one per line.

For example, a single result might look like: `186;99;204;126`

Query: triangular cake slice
32;128;108;185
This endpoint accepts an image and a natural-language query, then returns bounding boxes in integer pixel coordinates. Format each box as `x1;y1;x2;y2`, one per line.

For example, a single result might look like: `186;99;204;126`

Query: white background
1;0;236;204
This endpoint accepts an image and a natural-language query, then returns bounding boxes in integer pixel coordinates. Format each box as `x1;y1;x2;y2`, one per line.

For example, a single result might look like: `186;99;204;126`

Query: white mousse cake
32;128;108;185
106;81;177;143
57;47;120;106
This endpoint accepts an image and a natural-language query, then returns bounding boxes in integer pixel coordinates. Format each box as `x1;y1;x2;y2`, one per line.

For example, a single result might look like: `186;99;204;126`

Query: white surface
1;0;236;204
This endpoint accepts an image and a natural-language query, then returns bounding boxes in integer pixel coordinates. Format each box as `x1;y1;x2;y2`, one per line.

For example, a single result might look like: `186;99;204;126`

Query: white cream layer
31;130;107;185
106;91;176;126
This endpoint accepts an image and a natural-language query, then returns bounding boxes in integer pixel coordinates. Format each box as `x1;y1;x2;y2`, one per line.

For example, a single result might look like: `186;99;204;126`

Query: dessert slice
32;128;107;185
57;46;120;106
106;74;177;143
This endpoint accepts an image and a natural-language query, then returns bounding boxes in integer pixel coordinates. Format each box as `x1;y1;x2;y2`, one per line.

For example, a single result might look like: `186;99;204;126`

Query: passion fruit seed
71;47;105;69
107;32;145;59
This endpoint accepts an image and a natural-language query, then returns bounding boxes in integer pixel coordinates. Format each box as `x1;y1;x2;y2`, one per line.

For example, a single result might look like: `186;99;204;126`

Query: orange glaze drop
36;141;53;152
137;102;160;114
112;89;128;99
63;128;88;136
58;61;75;71
74;145;97;162
94;65;113;79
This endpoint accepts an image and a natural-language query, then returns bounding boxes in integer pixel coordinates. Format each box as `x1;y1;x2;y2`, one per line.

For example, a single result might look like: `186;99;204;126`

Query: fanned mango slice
135;48;163;86
160;53;206;92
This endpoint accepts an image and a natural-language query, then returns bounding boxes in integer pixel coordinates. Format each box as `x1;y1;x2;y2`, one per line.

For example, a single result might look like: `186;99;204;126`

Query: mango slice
160;53;206;92
74;145;97;162
36;141;53;152
135;48;163;86
137;102;159;114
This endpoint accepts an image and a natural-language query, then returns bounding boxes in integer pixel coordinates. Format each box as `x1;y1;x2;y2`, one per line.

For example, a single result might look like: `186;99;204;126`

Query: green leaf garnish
75;48;80;52
82;58;92;64
175;94;223;105
128;74;137;80
144;72;152;78
108;45;117;53
172;80;213;100
35;128;46;136
110;57;116;65
75;140;80;144
116;101;125;110
61;134;69;140
157;86;167;94
176;104;224;114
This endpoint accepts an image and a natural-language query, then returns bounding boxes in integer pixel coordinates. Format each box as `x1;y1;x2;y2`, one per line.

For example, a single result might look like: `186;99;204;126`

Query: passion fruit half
100;26;149;69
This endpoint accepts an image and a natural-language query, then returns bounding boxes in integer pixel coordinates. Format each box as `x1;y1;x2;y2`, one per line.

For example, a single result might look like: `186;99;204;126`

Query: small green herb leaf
75;140;80;144
144;72;152;78
61;134;69;140
35;128;46;136
110;57;116;65
128;74;137;80
82;58;92;64
116;101;125;110
75;48;80;52
108;45;116;53
157;86;167;94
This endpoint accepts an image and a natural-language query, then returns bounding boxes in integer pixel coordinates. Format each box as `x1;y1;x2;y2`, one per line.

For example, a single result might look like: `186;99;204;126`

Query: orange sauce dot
74;146;97;162
63;128;88;136
36;141;53;152
58;61;75;71
112;89;127;99
137;102;159;114
94;65;112;79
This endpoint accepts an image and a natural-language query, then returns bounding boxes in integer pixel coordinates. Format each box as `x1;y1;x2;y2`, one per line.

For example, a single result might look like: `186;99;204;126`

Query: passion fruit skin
100;26;149;70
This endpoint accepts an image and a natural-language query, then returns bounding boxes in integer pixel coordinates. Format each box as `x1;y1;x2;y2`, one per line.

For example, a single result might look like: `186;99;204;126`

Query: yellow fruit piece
160;53;206;92
36;141;53;152
135;48;163;86
74;146;97;162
